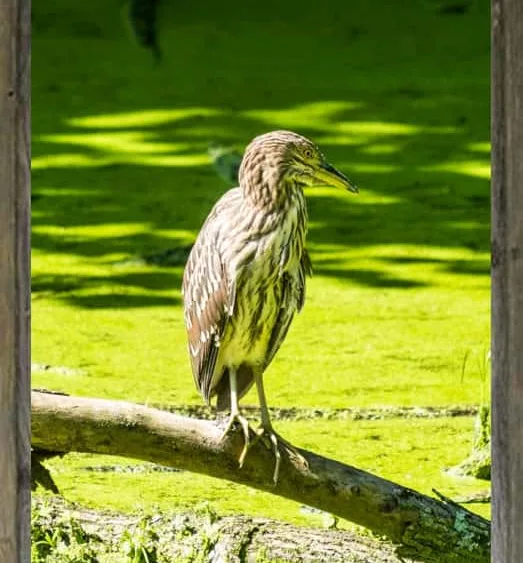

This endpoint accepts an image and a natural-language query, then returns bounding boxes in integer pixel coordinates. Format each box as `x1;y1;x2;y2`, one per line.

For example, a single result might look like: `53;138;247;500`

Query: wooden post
491;0;523;561
0;0;31;561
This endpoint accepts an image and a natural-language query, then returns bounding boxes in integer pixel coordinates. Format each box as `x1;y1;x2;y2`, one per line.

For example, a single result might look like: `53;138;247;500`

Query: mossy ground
33;0;490;531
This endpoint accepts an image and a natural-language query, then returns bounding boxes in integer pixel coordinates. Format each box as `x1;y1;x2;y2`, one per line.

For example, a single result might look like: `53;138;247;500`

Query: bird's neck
238;179;307;249
242;174;302;213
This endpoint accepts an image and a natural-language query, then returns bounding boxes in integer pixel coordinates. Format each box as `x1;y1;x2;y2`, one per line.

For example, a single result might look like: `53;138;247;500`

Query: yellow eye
304;149;314;159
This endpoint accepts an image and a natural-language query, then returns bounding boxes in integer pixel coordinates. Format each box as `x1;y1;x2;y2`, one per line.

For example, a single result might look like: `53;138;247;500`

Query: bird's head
239;130;357;207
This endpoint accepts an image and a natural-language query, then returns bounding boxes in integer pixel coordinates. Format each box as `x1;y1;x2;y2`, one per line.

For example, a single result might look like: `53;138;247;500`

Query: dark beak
313;162;358;193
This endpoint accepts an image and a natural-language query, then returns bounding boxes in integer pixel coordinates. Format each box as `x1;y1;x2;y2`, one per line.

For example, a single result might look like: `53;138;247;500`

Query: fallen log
31;391;490;562
32;496;413;562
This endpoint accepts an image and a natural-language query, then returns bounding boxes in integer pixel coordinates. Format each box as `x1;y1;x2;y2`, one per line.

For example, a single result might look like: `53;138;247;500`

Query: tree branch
31;391;490;563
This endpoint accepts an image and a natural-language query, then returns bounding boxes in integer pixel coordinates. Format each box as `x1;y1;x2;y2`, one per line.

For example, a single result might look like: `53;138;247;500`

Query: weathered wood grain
491;0;523;562
0;0;31;561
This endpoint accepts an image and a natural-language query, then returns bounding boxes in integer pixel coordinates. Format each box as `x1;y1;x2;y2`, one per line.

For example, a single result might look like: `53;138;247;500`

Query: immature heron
182;130;357;482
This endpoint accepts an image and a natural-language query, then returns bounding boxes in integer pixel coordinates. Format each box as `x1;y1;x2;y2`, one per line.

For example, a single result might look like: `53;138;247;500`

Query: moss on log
32;497;419;562
450;406;491;480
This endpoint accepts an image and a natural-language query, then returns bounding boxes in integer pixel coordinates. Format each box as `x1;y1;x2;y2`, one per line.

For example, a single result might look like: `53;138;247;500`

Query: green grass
33;0;490;526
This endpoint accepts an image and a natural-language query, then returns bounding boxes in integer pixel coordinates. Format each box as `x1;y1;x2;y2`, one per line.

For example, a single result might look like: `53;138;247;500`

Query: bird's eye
304;149;314;159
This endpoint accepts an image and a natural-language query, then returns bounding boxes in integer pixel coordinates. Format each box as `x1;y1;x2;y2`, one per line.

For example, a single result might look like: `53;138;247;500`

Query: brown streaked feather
182;228;234;403
298;248;312;310
264;249;312;370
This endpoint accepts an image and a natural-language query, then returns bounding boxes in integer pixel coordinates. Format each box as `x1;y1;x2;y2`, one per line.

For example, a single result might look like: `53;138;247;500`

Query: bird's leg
253;375;308;484
255;374;281;483
219;368;251;467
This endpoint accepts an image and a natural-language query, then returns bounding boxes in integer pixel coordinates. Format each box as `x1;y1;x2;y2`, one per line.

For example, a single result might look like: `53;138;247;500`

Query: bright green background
33;0;490;526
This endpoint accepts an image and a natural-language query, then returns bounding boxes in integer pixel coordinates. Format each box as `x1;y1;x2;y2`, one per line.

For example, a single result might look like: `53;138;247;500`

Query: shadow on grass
313;266;428;289
32;0;489;307
32;271;182;309
64;294;179;309
380;256;490;276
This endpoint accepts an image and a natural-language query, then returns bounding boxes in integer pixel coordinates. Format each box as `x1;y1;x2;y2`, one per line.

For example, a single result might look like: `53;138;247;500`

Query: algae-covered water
32;0;490;528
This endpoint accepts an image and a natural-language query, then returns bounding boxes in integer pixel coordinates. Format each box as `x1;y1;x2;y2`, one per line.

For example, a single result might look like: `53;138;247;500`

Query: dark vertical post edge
491;0;523;561
490;0;505;557
16;0;32;560
0;0;31;561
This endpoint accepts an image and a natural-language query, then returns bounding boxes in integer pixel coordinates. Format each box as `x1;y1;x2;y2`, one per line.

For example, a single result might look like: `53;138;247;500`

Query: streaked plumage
183;130;357;482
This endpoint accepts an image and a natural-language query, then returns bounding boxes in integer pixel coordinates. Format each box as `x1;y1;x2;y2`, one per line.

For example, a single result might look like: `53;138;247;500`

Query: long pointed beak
314;162;358;193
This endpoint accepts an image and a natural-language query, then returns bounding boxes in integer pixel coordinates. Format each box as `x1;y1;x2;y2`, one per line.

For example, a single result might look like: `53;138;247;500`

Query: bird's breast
219;198;307;369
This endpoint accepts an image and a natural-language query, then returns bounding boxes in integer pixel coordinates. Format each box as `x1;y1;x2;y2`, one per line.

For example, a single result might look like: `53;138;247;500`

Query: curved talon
253;426;289;484
269;428;309;481
268;432;281;484
220;413;252;467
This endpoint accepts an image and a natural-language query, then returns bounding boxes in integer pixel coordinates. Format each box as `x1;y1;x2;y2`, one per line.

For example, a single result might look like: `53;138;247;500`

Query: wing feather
182;191;240;402
264;249;312;369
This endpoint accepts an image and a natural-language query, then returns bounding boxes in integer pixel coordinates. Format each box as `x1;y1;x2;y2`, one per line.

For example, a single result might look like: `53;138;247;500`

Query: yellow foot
253;426;309;485
219;412;252;468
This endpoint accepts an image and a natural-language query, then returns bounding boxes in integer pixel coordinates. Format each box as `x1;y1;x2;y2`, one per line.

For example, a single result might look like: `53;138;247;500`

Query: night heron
182;130;357;482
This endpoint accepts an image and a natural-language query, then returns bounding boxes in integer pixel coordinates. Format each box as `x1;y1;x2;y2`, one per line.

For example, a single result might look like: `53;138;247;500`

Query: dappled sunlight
333;121;456;136
30;0;491;530
68;108;222;129
32;186;100;198
311;243;490;263
241;100;362;129
424;160;491;180
467;142;490;153
32;100;489;205
306;186;402;205
32;222;196;263
32;153;108;170
35;131;211;169
39;131;190;154
134;154;211;166
306;243;489;289
31;93;490;280
33;151;211;169
34;222;164;239
360;143;401;155
243;101;456;140
448;220;489;231
27;4;495;544
345;162;400;174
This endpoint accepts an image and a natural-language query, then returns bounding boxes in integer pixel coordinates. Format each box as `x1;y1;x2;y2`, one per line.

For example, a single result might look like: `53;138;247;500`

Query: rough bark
31;391;490;563
32;496;416;563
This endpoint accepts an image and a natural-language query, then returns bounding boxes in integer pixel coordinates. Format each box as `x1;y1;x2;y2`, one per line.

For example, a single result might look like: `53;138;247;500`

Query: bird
182;130;358;483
